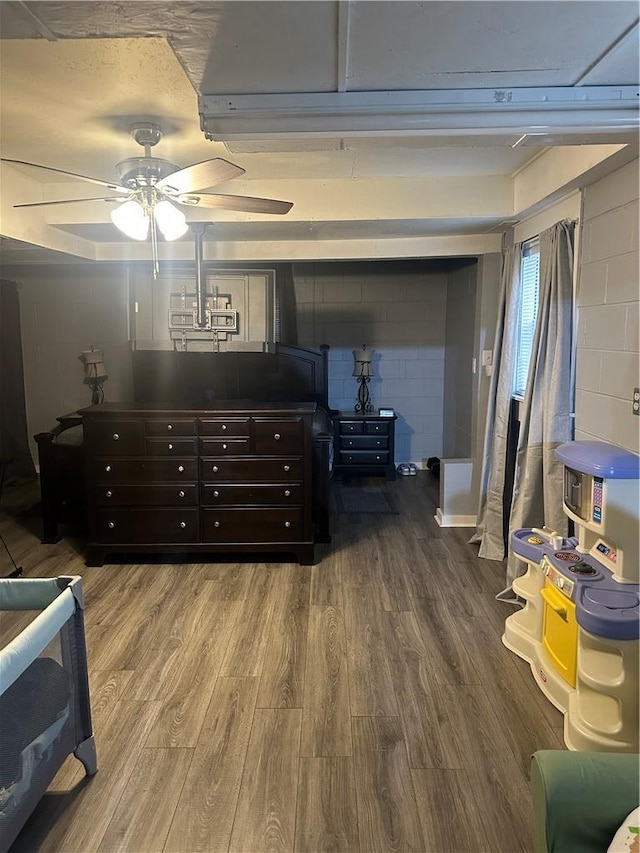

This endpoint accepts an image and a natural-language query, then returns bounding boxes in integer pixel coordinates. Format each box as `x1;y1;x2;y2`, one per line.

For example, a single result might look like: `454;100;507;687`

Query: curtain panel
505;220;575;584
470;242;523;560
471;220;575;587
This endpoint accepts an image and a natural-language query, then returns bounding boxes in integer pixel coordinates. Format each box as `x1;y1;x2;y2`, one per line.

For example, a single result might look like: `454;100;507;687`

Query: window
514;238;540;398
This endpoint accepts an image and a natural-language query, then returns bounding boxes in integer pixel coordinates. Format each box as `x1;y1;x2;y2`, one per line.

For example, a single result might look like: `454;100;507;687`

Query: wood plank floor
1;473;564;853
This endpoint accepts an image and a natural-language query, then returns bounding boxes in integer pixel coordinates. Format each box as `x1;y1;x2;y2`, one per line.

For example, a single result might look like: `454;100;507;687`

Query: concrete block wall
575;158;639;454
294;260;449;466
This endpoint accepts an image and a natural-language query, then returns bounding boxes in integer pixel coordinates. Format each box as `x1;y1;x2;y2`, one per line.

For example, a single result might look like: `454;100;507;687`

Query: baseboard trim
435;509;477;528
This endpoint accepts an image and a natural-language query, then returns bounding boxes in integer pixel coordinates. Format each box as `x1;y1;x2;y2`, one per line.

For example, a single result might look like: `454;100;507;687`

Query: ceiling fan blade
14;197;123;208
178;192;293;215
157;158;245;195
1;159;128;193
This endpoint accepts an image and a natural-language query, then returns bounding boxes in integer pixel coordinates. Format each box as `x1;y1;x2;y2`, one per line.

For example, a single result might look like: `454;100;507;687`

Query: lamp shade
80;348;108;383
110;199;149;241
154;200;188;240
353;345;374;377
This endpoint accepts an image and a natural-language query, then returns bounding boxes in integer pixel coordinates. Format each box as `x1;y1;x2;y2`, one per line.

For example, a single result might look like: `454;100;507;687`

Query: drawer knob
348;440;353;446
214;521;220;528
105;490;112;498
283;465;290;472
222;443;227;450
179;521;186;529
168;443;174;450
284;489;291;497
178;490;186;498
284;521;291;528
222;424;227;431
178;465;185;473
376;455;381;460
212;466;219;473
108;521;115;529
274;433;281;440
167;424;173;431
213;490;219;497
112;433;120;441
105;465;111;473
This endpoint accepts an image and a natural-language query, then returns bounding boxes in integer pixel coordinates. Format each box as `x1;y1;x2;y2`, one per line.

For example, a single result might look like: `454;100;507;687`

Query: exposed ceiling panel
347;1;640;89
0;0;637;266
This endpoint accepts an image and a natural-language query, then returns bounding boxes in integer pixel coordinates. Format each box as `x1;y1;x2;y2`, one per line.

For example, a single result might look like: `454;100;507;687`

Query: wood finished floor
1;473;565;853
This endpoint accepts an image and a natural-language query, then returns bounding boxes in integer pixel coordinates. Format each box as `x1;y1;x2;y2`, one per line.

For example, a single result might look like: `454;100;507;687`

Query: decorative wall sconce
79;346;108;405
353;344;374;413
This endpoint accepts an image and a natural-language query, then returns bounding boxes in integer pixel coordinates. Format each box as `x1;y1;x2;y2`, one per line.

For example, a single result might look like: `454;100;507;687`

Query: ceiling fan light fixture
110;199;149;241
154;199;188;240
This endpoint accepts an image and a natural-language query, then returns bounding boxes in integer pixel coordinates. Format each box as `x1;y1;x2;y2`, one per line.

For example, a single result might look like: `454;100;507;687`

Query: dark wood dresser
80;402;317;566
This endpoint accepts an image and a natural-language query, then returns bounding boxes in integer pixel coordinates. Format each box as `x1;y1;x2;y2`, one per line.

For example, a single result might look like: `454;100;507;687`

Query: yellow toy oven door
541;580;578;688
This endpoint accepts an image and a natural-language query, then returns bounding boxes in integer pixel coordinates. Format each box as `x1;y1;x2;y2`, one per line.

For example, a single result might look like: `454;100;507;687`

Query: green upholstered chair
532;750;640;853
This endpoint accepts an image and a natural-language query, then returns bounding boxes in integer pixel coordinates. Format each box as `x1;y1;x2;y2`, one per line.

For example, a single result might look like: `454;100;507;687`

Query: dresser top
79;401;317;417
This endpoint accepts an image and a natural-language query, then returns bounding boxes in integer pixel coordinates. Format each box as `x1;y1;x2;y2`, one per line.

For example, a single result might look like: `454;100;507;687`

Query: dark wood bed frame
35;343;333;547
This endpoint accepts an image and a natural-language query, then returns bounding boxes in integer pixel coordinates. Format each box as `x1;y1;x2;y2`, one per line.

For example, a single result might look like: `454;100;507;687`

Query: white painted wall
15;263;134;460
574;158;640;454
294;260;448;466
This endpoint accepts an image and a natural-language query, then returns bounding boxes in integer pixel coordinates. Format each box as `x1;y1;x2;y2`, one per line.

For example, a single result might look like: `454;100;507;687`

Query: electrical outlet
633;387;640;416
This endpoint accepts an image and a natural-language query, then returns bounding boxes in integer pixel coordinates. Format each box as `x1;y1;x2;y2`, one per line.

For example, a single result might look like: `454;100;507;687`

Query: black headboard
132;343;330;409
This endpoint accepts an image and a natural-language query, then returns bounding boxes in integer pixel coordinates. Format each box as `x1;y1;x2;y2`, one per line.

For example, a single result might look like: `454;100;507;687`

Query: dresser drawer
339;450;389;466
202;508;303;543
339;435;389;451
94;458;197;482
199;438;250;455
364;420;389;435
96;508;199;544
202;483;302;506
339;420;364;435
200;457;303;481
145;418;196;436
145;437;197;456
95;483;198;506
84;419;144;456
253;418;303;454
199;418;250;437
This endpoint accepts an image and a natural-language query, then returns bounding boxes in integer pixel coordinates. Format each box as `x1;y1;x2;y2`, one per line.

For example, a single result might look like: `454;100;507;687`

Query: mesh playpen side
0;576;96;852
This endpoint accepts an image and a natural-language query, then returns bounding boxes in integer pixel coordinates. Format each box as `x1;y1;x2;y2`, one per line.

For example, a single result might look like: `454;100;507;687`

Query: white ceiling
0;1;638;267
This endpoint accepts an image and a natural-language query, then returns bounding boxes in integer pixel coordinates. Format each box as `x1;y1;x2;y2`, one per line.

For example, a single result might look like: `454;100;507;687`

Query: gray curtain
470;241;523;560
505;220;575;584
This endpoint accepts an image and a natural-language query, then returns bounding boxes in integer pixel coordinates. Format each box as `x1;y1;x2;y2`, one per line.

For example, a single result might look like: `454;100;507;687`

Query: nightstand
332;412;396;481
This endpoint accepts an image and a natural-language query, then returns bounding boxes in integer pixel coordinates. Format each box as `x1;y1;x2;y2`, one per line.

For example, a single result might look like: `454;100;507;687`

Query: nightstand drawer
364;420;389;435
339;420;364;435
339;435;388;451
202;508;303;542
339;450;389;466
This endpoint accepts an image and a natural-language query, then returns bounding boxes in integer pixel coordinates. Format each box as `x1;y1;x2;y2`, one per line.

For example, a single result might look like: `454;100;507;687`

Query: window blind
514;240;540;398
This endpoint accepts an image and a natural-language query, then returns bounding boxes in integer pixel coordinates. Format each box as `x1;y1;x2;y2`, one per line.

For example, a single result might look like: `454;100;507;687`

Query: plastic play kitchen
503;440;639;752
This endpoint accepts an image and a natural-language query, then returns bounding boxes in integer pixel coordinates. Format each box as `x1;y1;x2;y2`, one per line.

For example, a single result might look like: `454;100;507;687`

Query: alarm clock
378;407;395;417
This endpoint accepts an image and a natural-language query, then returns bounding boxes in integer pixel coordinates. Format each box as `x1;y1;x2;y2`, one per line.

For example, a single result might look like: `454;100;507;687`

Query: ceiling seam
337;0;351;93
572;18;639;85
15;1;58;41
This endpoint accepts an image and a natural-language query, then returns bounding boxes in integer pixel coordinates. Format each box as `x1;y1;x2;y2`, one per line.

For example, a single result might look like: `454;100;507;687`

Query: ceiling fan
2;122;293;275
